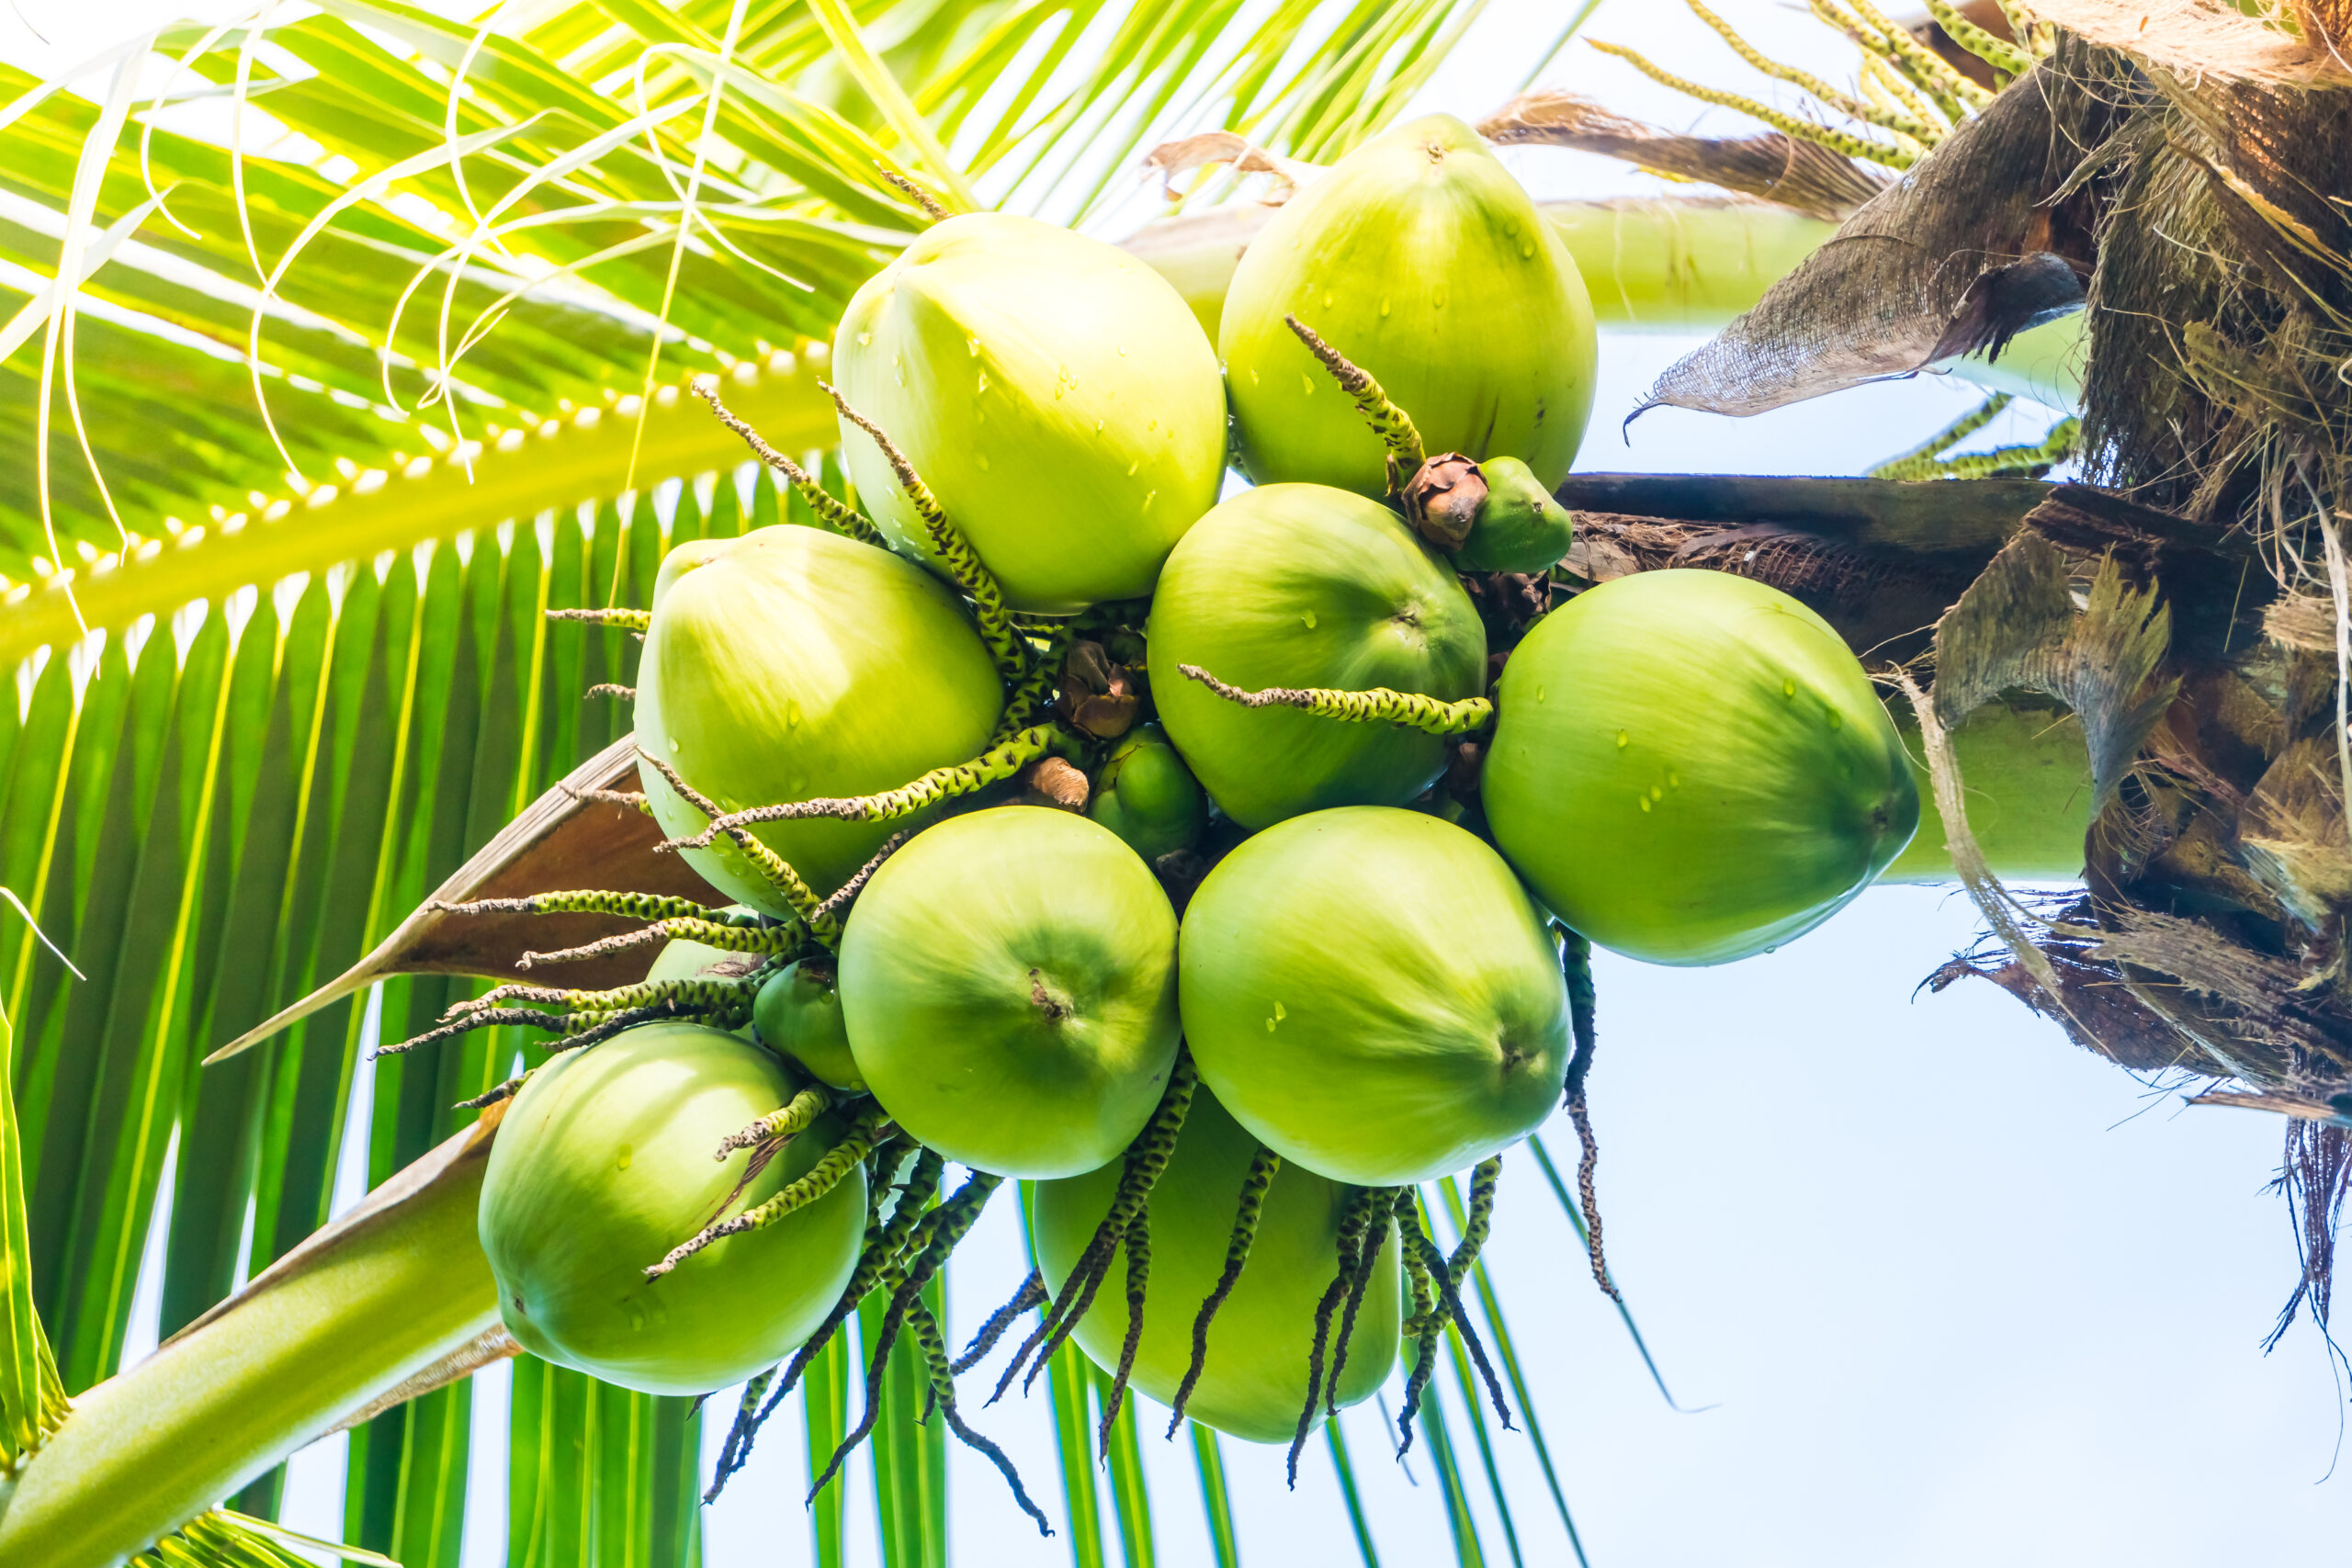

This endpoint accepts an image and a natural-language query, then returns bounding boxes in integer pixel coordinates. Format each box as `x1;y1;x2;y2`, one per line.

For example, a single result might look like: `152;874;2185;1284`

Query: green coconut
1221;114;1599;498
1179;807;1568;1185
1029;1085;1399;1444
839;807;1182;1177
1481;570;1920;965
480;1021;865;1396
832;212;1226;612
1087;724;1207;862
1147;484;1486;829
1453;456;1575;574
753;957;865;1093
635;525;1002;913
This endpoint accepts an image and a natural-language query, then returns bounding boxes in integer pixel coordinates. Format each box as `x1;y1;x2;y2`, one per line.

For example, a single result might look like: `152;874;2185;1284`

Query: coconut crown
1220;112;1600;499
831;212;1227;614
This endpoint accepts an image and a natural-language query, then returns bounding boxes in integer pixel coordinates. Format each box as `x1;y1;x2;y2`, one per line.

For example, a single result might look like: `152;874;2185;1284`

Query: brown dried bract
1403;454;1485;551
1057;639;1143;739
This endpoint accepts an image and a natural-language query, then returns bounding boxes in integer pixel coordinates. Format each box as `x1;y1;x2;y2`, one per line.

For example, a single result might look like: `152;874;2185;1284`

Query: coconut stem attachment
996;1053;1198;1406
1282;314;1425;492
876;163;952;222
813;1169;1005;1499
545;606;651;631
637;750;842;942
1178;665;1495;737
1285;1183;1388;1487
432;890;737;925
1167;1142;1280;1436
449;973;764;1023
815;829;912;924
675;726;1069;845
905;1297;1054;1536
515;916;794;971
955;1270;1046;1374
822;380;1025;680
994;624;1073;742
717;1084;833;1157
646;1101;888;1279
689;375;886;546
705;1143;939;1503
1559;929;1620;1303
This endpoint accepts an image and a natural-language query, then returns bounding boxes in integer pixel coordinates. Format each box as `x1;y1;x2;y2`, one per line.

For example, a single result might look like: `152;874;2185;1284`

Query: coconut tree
0;0;2282;1562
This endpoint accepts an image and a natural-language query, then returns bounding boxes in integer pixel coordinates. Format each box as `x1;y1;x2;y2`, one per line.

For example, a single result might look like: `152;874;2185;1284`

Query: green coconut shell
832;212;1226;613
1147;484;1486;829
634;525;1002;912
1087;724;1208;862
480;1021;866;1395
753;957;865;1093
1029;1084;1399;1444
1179;807;1569;1185
839;807;1182;1178
1481;570;1920;965
1454;456;1575;575
1221;114;1599;498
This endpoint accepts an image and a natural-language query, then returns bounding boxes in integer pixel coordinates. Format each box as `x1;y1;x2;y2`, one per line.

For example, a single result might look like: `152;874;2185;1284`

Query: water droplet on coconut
1322;290;1333;309
977;371;989;393
978;453;990;469
967;335;980;356
1782;678;1797;698
1504;218;1519;236
1144;490;1157;508
616;1144;633;1170
1668;771;1680;787
1827;710;1843;729
1520;241;1535;259
1118;344;1127;355
856;332;872;346
1638;795;1652;813
1250;368;1260;386
786;698;803;728
1126;460;1138;477
1275;1002;1287;1020
1650;784;1664;802
1615;729;1628;748
1379;298;1391;317
669;738;680;754
1301;372;1317;394
1303;610;1317;628
1434;285;1449;309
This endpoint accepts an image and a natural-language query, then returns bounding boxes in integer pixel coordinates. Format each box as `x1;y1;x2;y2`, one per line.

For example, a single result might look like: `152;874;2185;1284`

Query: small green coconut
634;525;1002;912
839;807;1182;1178
832;212;1227;612
480;1021;865;1395
1147;484;1485;829
1481;570;1919;964
1179;807;1568;1185
1453;456;1576;574
1087;724;1207;862
1221;114;1599;498
753;957;865;1093
1029;1085;1399;1444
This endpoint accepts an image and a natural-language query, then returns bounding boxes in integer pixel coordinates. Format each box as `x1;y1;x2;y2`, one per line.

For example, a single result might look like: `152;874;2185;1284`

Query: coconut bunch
401;112;1922;1518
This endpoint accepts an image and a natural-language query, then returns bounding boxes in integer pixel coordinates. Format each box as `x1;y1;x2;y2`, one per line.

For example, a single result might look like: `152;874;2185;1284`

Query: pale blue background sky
21;0;2344;1562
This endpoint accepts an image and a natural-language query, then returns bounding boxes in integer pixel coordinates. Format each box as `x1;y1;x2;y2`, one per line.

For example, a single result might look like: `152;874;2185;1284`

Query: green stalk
0;1117;499;1568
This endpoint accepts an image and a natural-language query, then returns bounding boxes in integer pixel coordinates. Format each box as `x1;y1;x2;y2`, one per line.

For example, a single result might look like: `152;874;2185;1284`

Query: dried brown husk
1476;91;1889;222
